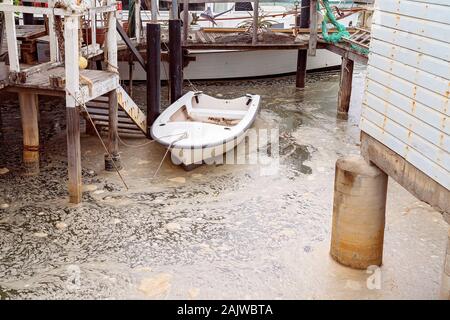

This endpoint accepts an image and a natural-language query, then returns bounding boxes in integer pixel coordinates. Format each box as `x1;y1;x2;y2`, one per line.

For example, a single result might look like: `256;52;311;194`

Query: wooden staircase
84;86;147;137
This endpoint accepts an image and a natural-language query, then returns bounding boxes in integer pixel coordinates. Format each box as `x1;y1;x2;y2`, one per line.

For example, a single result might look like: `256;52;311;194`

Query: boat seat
189;108;247;119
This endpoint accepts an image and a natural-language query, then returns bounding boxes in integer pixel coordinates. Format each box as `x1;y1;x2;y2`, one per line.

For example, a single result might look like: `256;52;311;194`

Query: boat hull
151;91;260;167
119;48;342;80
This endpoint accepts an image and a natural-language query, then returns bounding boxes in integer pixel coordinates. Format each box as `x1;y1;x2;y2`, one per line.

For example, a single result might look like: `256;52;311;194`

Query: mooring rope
152;132;188;179
67;88;129;190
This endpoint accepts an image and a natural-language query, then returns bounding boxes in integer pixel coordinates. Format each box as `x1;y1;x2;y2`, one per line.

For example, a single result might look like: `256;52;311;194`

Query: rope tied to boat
152;132;189;180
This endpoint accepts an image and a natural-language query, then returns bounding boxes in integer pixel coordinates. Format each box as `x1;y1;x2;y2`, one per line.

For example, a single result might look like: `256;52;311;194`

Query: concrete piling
330;155;388;269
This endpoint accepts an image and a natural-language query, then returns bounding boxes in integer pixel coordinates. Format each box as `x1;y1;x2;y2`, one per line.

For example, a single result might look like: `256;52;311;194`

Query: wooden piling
67;107;82;204
330;155;388;269
252;0;259;45
308;0;318;56
64;15;82;204
169;19;183;103
18;92;40;175
146;23;161;136
296;0;310;88
105;89;122;171
337;56;354;119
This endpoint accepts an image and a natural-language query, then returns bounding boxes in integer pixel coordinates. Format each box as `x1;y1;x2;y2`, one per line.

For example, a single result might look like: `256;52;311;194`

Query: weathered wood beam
19;92;40;175
296;0;310;88
116;21;147;70
4;0;20;73
146;23;161;136
324;43;368;65
169;19;183;103
182;0;189;45
308;0;317;56
252;0;259;45
337;56;354;119
106;89;122;171
360;132;450;213
64;15;82;204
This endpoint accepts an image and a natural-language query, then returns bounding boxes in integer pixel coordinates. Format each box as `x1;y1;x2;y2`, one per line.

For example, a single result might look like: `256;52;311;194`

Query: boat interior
169;93;252;126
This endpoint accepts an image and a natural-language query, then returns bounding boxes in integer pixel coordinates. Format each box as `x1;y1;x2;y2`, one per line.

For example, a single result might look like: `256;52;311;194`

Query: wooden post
296;0;310;88
19;93;40;175
105;89;122;171
330;155;388;269
252;0;259;45
308;0;317;56
4;0;20;73
90;0;97;53
146;23;161;137
128;54;134;96
105;0;121;170
169;19;182;103
171;0;179;19
64;15;82;204
182;0;189;44
337;56;354;119
48;0;58;62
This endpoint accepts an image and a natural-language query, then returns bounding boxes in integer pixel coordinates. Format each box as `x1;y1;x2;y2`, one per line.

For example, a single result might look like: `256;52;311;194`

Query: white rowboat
151;91;261;169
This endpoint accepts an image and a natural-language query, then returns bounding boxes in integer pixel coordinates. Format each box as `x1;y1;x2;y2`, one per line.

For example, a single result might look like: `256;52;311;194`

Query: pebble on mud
165;222;181;231
55;222;68;230
168;177;186;184
0;168;9;175
113;218;121;224
33;232;48;238
138;273;172;298
83;184;98;192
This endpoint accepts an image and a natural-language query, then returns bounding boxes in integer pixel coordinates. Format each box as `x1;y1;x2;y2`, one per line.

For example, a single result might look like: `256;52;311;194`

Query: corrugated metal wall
360;0;450;189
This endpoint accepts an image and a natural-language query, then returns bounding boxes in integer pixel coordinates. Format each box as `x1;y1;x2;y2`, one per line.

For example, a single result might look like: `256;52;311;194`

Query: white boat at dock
151;91;260;168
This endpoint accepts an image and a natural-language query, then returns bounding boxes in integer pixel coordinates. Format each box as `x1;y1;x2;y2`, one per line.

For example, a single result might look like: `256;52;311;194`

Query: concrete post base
330;155;388;269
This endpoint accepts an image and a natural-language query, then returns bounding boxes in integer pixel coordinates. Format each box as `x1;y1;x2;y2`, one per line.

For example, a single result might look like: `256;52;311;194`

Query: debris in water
93;189;105;195
138;273;172;298
168;177;186;184
33;232;48;238
113;218;121;225
0;203;9;209
0;168;9;175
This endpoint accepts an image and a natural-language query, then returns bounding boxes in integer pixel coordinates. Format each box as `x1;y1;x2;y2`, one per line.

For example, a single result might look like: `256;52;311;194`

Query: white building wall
360;0;450;189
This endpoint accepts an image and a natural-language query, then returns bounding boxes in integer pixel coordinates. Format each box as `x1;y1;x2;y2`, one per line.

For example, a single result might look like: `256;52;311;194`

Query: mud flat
0;68;448;299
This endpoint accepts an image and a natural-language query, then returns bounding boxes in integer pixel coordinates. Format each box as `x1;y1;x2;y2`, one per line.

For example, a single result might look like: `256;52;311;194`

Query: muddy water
0;67;448;299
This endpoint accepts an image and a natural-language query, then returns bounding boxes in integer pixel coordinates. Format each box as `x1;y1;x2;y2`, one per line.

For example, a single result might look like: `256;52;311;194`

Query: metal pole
146;23;161;137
